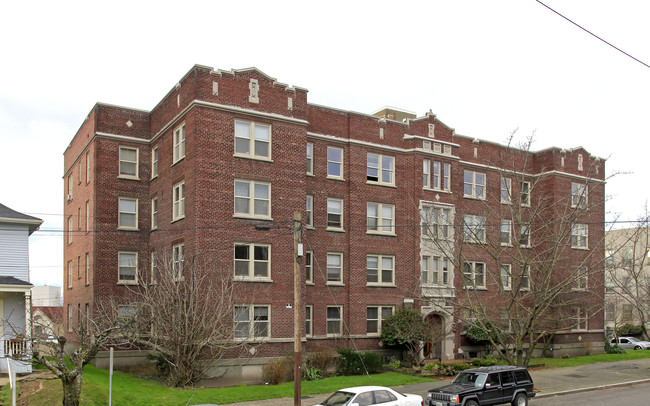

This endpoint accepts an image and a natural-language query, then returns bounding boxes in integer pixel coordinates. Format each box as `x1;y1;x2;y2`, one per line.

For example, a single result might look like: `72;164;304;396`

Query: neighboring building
63;65;605;376
0;203;42;373
32;306;64;354
32;285;63;307
604;227;650;337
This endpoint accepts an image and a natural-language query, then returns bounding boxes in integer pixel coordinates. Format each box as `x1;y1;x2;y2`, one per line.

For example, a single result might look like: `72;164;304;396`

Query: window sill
571;246;590;251
326;227;345;233
306;282;315;286
151;175;158;181
326;176;346;182
463;195;486;201
117;227;139;232
307;173;315;177
117;281;138;286
500;243;512;247
366;231;396;237
233;214;273;221
171;157;186;167
326;282;345;287
234;277;273;283
117;175;140;181
366;181;396;188
171;216;185;223
366;283;396;288
233;153;273;163
423;187;452;194
463;286;487;291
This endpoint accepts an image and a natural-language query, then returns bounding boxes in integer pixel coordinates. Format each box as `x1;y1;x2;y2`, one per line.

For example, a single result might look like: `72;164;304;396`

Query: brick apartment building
63;65;605;373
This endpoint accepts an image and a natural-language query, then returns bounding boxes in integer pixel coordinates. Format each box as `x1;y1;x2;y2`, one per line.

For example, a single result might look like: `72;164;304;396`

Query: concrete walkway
212;358;650;406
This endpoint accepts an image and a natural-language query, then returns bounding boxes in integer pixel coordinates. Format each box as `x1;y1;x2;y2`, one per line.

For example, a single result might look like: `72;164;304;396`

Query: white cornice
403;134;460;148
460;160;606;183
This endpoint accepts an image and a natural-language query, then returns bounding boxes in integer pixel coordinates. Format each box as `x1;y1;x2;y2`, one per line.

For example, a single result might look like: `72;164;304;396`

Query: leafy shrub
336;348;385;375
263;356;294;385
386;359;401;371
307;344;337;372
471;355;499;367
605;341;626;354
466;321;500;345
617;324;645;336
303;367;323;381
424;363;456;376
450;363;473;371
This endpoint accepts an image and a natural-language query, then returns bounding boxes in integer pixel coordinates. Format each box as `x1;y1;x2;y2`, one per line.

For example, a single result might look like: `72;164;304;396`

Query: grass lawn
17;351;650;405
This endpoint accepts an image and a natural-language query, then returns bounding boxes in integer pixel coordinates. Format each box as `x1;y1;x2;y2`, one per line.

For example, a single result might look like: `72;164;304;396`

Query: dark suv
426;365;535;406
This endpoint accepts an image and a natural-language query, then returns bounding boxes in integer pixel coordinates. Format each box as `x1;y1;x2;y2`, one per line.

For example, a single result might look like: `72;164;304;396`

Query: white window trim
571;223;589;249
306;195;314;228
85;252;90;286
366;305;394;336
86;151;91;184
151;251;158;285
366;254;395;286
424;160;451;192
118;146;139;180
305;305;313;337
173;123;186;164
501;177;512;204
67;261;73;289
366;202;395;236
326;146;344;180
172;181;186;222
463;261;486;289
519;223;531;248
234;304;271;340
326;252;344;286
68;174;73;200
463;170;486;200
151;197;158;230
421;204;454;240
117;251;138;285
573;269;588;291
234;120;272;161
463;214;486;243
326;305;343;337
519;265;530;291
118;197;139;231
234;179;272;220
173;243;185;281
326;197;344;231
67;216;73;244
421;255;450;286
500;264;512;291
573;307;588;331
571;182;588;208
305;251;314;285
520;181;531;207
234;243;272;282
500;219;512;246
85;201;90;233
151;145;159;179
306;142;314;176
366;153;395;187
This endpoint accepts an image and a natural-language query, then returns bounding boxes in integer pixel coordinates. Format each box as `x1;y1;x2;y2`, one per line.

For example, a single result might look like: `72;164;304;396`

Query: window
571;182;588;208
500;220;512;245
173;123;186;164
85;253;89;285
234;243;270;280
234;120;271;159
423;160;451;191
574;307;587;330
118;305;135;318
327;198;343;230
501;177;512;204
118;197;138;230
306;195;313;227
500;264;512;290
520;181;531;206
118;146;139;179
622;304;634;321
67;216;73;244
367;202;394;234
367;306;393;335
306;142;313;175
234;179;271;219
67;304;73;332
326;146;343;179
151;197;158;230
574;270;588;290
85;201;90;233
326;305;342;336
68;174;73;199
305;251;313;284
421;205;453;239
463;261;486;289
173;181;185;221
519;223;530;247
234;305;270;338
118;252;138;284
86;151;90;184
151;146;159;178
305;305;313;336
421;256;449;286
173;243;184;281
463;170;486;199
519;266;530;290
367;153;394;185
151;251;158;284
326;253;343;284
463;215;486;243
571;223;588;248
367;255;394;286
67;261;73;289
605;303;615;321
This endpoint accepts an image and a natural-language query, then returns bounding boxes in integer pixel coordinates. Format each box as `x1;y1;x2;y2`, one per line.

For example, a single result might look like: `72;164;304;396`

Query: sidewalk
213;358;650;406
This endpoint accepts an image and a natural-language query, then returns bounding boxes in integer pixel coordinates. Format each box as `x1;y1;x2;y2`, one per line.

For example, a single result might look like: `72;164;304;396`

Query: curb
535;378;650;398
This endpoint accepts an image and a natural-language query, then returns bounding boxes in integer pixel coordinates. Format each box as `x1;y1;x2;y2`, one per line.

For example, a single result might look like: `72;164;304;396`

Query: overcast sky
2;0;649;287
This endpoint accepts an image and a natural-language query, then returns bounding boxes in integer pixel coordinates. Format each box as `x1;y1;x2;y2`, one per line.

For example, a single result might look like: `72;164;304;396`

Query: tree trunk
62;373;83;406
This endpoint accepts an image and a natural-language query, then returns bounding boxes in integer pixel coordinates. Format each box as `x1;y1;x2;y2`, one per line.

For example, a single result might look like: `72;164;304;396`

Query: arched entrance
424;313;445;360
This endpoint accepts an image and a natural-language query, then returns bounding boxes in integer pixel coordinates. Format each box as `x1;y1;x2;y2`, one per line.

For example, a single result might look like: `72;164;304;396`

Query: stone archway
424;313;446;360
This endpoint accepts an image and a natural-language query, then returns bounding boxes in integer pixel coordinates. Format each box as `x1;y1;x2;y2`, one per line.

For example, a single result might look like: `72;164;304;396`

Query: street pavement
211;358;650;406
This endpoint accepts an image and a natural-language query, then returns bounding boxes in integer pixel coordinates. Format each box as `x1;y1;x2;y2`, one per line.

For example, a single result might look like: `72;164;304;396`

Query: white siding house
0;203;42;373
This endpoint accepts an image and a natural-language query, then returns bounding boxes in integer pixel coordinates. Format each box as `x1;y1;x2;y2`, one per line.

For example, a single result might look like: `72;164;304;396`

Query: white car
610;336;650;350
314;385;423;406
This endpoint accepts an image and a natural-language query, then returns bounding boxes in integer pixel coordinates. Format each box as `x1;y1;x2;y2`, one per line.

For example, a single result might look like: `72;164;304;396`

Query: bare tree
121;251;256;387
419;134;606;366
604;210;650;340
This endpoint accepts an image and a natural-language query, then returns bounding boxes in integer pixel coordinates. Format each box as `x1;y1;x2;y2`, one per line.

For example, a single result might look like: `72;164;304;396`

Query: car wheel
635;345;642;350
512;393;528;406
465;400;479;406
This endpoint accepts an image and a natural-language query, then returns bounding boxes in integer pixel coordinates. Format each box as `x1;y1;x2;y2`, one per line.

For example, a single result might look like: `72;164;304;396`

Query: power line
535;0;650;70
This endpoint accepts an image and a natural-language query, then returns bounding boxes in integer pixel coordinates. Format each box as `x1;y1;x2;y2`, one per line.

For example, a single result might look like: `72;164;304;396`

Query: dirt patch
13;371;57;405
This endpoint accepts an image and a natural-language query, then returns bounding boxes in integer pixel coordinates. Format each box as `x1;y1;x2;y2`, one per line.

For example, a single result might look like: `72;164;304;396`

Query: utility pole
293;211;302;406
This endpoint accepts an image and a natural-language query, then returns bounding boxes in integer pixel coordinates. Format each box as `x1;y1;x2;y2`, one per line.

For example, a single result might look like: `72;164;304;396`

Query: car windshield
452;372;487;387
321;391;355;406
